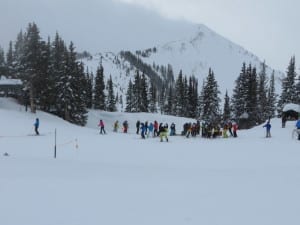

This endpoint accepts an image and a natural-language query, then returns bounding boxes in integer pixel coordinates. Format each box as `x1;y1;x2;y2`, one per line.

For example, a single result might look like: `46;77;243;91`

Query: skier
159;123;169;142
186;123;192;138
113;120;119;132
263;121;271;138
223;123;228;138
170;122;176;136
136;120;140;134
147;122;154;138
144;121;148;135
140;122;146;139
123;120;128;133
228;121;233;137
34;118;39;135
98;119;106;134
296;119;300;140
232;121;238;137
158;122;163;137
153;120;158;137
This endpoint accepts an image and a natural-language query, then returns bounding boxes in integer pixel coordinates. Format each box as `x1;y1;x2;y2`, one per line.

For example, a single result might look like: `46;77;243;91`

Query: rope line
57;138;78;149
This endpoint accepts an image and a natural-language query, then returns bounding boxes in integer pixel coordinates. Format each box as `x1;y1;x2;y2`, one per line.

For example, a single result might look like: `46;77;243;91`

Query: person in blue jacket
34;118;39;135
140;123;146;139
296;119;300;140
263;120;271;138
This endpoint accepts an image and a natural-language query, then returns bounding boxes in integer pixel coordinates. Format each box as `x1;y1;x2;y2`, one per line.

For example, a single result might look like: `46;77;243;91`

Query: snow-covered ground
1;97;300;225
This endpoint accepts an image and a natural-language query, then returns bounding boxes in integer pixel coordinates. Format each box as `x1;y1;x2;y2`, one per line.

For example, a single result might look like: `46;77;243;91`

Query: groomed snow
1;97;300;225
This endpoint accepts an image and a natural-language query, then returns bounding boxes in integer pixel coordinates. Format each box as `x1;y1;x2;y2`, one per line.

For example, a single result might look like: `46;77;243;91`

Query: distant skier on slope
263;120;271;138
34;118;39;135
98;119;106;134
296;119;300;140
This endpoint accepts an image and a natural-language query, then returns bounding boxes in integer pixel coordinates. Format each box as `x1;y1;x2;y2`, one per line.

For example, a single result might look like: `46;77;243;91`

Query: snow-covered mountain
82;23;283;105
1;0;284;104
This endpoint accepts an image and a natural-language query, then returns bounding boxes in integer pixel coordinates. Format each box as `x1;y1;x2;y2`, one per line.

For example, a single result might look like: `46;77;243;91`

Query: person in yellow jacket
222;123;228;138
113;120;119;132
159;123;169;142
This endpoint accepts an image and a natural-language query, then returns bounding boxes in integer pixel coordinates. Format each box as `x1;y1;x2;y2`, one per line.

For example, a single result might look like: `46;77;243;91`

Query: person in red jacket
153;120;159;137
232;121;238;137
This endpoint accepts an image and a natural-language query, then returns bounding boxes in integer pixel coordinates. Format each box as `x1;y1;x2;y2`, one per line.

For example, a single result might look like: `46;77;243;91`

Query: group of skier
97;118;241;141
136;120;169;142
30;114;300;141
180;120;239;139
112;120;128;133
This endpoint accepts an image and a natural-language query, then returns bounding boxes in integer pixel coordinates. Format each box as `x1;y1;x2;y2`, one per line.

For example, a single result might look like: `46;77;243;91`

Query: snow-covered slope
1;98;300;225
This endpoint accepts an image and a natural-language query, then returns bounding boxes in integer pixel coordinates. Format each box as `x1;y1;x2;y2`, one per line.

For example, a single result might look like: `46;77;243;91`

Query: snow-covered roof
282;103;300;112
0;76;22;85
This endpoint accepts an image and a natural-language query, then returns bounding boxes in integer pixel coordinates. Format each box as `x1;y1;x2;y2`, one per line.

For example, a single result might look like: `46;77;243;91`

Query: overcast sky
117;0;300;72
1;0;299;72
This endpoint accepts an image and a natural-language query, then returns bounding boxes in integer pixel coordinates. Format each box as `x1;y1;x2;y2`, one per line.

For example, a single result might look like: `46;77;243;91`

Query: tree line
123;61;277;129
0;22;118;126
0;22;299;129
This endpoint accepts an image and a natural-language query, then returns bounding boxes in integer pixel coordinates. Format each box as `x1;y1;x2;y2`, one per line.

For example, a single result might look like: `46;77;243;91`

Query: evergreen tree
106;75;117;112
85;70;93;109
49;32;66;114
183;76;189;117
36;38;51;111
231;63;248;120
22;22;43;113
193;77;199;118
197;80;205;119
6;41;14;77
94;63;106;110
56;42;87;125
0;46;6;76
13;30;25;79
186;76;198;118
231;63;259;128
55;44;74;121
125;79;134;112
223;90;231;122
165;86;174;115
174;70;185;116
200;68;221;123
278;56;297;113
148;81;157;113
158;83;167;114
166;64;175;84
246;65;258;125
267;70;277;118
71;60;88;126
132;70;141;112
140;72;149;112
257;61;269;123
